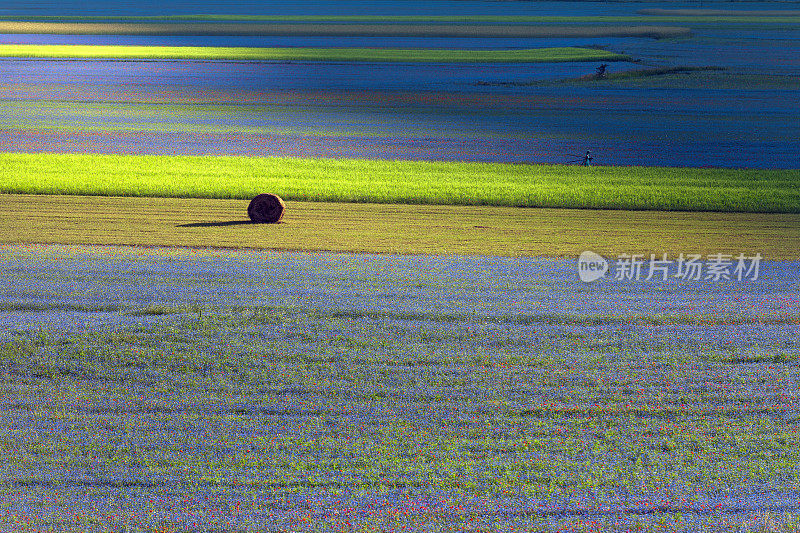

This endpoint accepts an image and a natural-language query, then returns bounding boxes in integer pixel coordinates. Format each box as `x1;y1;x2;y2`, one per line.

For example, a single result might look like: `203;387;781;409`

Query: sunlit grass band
0;22;690;39
1;153;798;213
0;44;631;63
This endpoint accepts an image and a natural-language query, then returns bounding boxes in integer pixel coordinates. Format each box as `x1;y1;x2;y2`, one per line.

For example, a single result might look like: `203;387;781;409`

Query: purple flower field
0;244;799;531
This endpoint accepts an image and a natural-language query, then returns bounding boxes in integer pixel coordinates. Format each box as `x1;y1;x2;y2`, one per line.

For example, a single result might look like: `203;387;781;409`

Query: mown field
2;153;799;213
3;194;799;258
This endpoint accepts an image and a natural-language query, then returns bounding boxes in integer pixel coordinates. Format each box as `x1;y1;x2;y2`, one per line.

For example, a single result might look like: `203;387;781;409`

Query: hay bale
247;193;285;223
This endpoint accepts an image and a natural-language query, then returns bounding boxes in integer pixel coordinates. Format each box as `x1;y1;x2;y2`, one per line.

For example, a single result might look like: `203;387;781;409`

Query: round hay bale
247;193;285;223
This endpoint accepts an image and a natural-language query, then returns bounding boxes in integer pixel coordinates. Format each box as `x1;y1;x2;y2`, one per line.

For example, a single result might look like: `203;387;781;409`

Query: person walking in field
565;150;594;165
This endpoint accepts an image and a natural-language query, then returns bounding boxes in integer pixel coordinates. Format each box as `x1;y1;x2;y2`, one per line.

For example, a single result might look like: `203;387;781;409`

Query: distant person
596;64;608;79
582;150;593;166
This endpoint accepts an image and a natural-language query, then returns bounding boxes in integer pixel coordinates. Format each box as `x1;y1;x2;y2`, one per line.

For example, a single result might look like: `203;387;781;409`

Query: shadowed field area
0;14;796;21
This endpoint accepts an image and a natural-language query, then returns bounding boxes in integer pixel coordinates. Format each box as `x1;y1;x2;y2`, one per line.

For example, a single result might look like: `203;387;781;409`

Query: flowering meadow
1;244;799;531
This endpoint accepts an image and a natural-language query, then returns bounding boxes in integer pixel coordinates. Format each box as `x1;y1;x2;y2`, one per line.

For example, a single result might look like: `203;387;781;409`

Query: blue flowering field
1;244;799;531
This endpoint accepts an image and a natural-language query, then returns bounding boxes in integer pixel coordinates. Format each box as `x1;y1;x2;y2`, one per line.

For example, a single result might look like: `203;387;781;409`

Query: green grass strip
0;44;629;63
0;22;689;39
1;153;798;213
